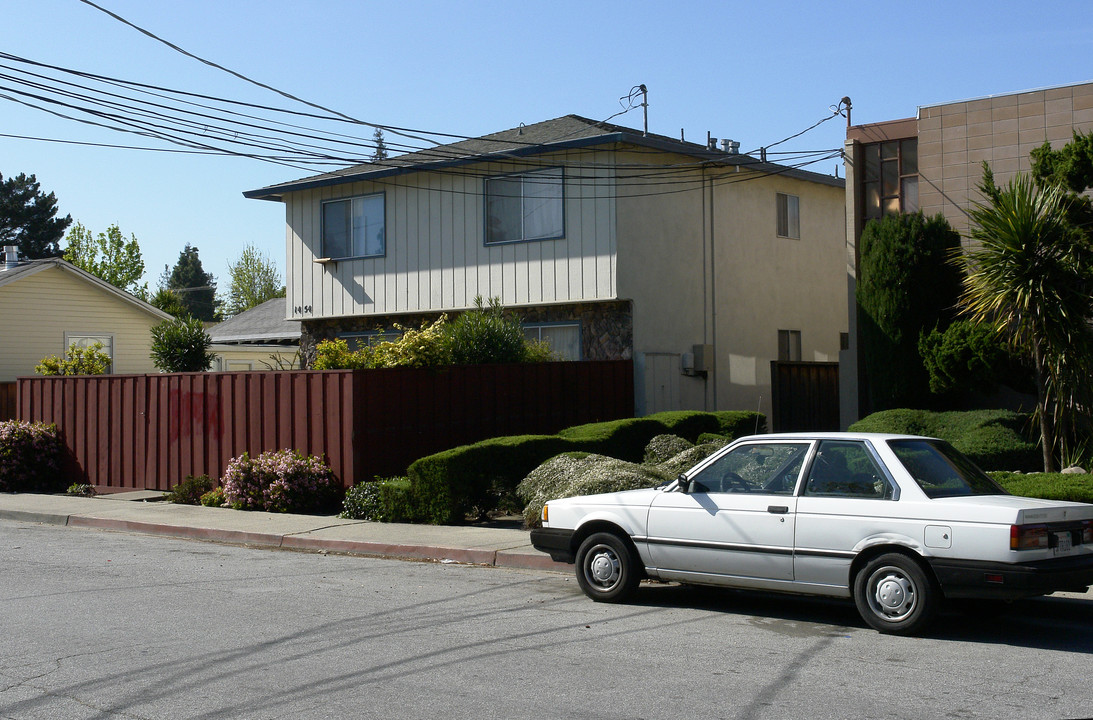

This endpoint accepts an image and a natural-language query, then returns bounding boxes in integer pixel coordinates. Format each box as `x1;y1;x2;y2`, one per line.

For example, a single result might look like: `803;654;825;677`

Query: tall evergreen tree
0;172;72;258
371;128;388;162
165;244;218;321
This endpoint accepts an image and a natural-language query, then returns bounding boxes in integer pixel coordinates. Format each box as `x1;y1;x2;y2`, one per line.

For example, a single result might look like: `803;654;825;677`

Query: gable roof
207;297;300;344
0;258;173;321
244;114;844;201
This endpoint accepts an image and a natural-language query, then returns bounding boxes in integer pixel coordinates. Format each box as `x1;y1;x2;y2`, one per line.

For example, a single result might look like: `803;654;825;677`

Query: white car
530;432;1093;634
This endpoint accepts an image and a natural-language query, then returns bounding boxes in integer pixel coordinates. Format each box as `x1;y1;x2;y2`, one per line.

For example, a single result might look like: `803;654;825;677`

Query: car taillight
542;504;549;524
1011;524;1049;550
1083;520;1093;545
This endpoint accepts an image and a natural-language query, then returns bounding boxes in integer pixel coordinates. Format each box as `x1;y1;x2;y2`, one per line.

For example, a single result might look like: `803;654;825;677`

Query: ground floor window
523;322;580;360
777;329;801;362
65;332;114;373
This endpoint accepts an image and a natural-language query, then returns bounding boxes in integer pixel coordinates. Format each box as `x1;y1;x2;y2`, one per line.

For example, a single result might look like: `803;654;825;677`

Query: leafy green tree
35;341;112;375
222;243;285;317
164;244;218;321
150;316;214;372
62;222;148;298
148;287;188;318
957;169;1093;472
856;212;963;412
0;172;72;258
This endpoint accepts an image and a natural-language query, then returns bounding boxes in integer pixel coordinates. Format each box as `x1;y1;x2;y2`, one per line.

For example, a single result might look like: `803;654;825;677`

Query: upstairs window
863;138;918;220
776;193;800;239
485;167;564;245
322;193;385;259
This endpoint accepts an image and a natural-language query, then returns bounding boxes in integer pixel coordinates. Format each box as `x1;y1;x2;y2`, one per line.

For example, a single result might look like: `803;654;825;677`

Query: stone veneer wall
917;81;1093;237
299;300;633;367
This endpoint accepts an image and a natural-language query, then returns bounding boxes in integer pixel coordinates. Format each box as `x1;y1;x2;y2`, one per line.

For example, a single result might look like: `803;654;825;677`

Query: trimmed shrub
166;474;215;505
518;453;673;527
654;441;726;478
0;421;65;493
850;408;1039;471
222;449;343;513
340;477;413;522
990;471;1093;504
407;410;763;524
644;435;693;465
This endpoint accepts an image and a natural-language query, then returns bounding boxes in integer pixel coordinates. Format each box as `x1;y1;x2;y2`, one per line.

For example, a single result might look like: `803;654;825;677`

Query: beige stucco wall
918;81;1093;236
617;153;847;418
0;266;163;382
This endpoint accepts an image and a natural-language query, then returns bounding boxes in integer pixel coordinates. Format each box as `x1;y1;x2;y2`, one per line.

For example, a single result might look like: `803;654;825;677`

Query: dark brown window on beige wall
863;138;917;220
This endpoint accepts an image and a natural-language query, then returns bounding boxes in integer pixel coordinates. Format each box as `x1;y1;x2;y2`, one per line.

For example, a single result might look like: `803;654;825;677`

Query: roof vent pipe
706;132;718;152
721;139;740;154
3;245;18;270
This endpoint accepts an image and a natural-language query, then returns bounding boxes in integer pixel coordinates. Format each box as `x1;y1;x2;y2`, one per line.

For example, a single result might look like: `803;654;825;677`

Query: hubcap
586;546;621;589
868;568;916;621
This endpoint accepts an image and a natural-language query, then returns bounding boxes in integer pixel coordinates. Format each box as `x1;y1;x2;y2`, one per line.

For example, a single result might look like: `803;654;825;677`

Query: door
646;441;811;583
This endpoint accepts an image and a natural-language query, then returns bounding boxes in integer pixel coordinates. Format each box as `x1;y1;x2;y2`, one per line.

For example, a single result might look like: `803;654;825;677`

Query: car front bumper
530;527;576;564
929;554;1093;599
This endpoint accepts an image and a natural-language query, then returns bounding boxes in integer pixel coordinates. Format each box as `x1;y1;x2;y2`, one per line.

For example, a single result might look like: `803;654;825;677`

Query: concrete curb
0;498;573;574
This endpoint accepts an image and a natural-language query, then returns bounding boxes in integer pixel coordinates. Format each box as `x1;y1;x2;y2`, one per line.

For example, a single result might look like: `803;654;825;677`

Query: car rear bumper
530;527;575;564
929;554;1093;599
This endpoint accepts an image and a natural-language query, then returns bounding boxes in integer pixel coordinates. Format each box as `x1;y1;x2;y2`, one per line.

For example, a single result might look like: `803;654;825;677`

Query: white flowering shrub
222;449;342;513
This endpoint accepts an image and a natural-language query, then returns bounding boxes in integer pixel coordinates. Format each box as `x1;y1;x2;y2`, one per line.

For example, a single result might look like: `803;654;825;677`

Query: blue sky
3;0;1091;293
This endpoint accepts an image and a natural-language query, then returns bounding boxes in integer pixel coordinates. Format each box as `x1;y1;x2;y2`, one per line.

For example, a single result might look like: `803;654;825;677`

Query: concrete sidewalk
0;492;569;573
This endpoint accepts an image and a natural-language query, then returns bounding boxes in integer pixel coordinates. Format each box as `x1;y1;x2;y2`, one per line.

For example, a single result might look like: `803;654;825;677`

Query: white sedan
530;432;1093;634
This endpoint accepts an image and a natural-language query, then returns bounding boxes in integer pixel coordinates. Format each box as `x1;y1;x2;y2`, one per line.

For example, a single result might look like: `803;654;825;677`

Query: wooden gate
769;361;839;433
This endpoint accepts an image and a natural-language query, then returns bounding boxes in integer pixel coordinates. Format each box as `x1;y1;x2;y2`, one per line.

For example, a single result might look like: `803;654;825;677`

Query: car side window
802;440;892;499
689;443;809;495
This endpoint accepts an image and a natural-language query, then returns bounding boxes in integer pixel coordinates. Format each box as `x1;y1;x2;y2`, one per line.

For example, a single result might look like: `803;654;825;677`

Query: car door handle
767;505;789;514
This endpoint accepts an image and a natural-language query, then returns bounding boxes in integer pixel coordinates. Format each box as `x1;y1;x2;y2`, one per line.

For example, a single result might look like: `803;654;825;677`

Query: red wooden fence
17;361;633;491
0;382;15;421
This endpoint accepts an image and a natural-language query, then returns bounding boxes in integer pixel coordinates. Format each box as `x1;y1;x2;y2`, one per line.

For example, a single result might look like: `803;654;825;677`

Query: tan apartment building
841;81;1093;425
246;115;847;423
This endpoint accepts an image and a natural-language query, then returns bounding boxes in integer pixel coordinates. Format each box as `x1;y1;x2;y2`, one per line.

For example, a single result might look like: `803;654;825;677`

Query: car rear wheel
853;552;938;635
575;532;640;602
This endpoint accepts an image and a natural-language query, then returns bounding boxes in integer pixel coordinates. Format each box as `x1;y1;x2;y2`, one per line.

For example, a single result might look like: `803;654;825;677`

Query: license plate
1054;532;1073;555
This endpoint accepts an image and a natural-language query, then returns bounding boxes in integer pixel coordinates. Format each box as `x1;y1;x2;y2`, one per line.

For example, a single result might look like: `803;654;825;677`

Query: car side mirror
676;474;690;493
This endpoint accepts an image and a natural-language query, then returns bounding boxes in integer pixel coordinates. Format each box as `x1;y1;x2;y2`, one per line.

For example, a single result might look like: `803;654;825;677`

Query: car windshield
886;439;1007;498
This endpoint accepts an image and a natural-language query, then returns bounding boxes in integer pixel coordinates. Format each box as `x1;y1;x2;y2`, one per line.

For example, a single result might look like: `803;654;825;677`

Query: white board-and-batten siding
284;153;618;321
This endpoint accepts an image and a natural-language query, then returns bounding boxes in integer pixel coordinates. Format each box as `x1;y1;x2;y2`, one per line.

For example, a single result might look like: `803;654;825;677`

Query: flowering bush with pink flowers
221;449;342;513
0;421;65;493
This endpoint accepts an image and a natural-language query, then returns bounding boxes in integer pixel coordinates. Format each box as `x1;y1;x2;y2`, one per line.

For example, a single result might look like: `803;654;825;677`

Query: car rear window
886;439;1007;498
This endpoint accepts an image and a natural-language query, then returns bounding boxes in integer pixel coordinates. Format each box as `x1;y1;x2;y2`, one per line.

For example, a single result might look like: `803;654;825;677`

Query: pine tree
165;244;219;321
0;172;72;258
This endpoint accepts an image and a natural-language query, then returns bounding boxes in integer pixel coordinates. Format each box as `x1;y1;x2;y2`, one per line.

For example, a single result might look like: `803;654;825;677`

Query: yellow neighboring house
0;253;173;384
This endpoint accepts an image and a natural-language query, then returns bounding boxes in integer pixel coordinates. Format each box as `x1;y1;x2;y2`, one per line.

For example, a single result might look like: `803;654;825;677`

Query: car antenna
755;396;762;434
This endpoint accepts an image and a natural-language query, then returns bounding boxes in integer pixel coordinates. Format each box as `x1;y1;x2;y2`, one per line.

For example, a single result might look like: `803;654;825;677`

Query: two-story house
245;115;846;418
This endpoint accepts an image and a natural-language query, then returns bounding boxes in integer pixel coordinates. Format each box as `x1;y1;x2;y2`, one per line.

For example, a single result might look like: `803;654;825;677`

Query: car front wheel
575;532;640;602
853;553;938;635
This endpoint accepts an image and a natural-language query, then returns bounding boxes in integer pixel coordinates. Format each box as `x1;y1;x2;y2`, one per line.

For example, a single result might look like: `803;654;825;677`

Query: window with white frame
65;333;114;373
523;322;580;360
322;193;385;259
776;192;800;239
485;167;564;244
337;331;397;352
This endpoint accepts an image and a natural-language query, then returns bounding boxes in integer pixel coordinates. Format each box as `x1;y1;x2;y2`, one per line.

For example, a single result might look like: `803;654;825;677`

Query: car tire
575;532;641;603
853;552;938;635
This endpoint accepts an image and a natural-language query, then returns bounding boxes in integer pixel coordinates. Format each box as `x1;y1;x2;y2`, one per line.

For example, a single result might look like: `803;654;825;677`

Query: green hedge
850;408;1039;472
990;471;1093;504
407;410;764;524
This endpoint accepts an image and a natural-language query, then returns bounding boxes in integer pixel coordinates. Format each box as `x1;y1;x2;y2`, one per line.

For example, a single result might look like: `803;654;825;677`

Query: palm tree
958;169;1093;472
